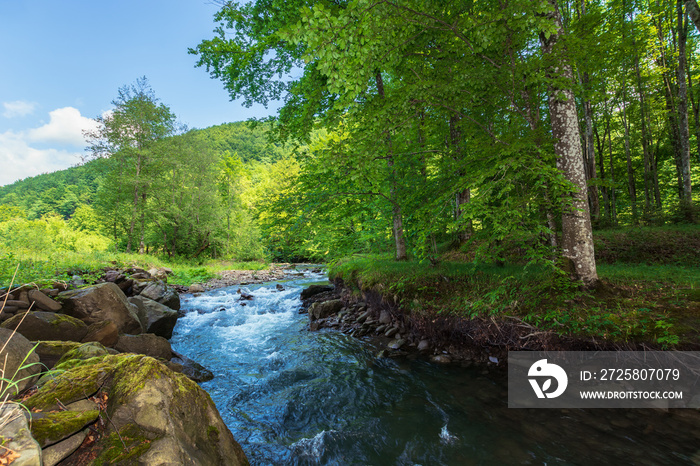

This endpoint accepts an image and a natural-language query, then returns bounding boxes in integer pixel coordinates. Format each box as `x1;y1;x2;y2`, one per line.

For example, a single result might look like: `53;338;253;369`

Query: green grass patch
330;253;700;348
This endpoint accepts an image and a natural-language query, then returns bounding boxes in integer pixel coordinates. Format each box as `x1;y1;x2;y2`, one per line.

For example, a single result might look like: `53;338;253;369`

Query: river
170;268;700;465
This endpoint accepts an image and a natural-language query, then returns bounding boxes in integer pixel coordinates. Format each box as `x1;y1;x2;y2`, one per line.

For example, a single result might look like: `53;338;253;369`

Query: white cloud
0;107;98;186
2;100;37;118
28;107;99;146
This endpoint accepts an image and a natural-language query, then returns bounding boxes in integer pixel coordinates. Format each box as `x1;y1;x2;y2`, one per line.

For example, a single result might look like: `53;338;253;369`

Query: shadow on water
171;270;700;465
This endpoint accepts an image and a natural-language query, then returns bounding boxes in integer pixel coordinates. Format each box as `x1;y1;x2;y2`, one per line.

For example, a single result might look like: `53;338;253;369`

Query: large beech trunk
540;0;598;286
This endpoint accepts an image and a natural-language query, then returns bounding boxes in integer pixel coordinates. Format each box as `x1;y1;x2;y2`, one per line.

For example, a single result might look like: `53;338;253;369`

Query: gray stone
1;311;88;342
387;339;406;350
81;320;119;347
32;341;81;370
59;282;142;334
0;328;41;394
431;355;452;364
417;339;430;352
115;333;172;360
378;309;392;325
171;352;214;383
308;299;343;321
128;296;179;339
300;284;334;300
356;310;371;323
42;429;88;466
385;327;399;338
27;289;62;312
188;283;205;293
0;403;42;466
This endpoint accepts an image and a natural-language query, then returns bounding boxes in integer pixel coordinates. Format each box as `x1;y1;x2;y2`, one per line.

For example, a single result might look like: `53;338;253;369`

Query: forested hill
0;120;284;220
191;121;286;163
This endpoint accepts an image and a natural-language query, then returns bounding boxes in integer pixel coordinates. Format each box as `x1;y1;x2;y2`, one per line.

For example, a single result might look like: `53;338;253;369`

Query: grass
329;225;700;348
0;250;271;289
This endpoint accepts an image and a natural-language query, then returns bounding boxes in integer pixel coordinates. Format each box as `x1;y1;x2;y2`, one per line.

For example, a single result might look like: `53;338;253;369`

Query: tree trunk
677;0;694;209
376;71;407;260
688;46;700;164
687;0;700;32
539;0;598;285
621;92;638;222
633;47;654;212
449;116;472;242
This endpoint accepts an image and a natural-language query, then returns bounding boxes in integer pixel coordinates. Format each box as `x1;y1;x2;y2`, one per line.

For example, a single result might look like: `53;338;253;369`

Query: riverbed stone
431;355;452;364
27;289;62;312
0;328;41;394
188;283;205;293
115;333;172;360
308;299;343;321
417;339;430;352
42;429;88;466
171;351;214;383
379;309;392;325
59;282;142;334
32;341;81;370
139;280;181;310
1;311;88;342
385;326;399;338
30;409;100;447
24;354;248;465
81;320;119;347
128;295;179;339
387;339;406;350
300;284;334;300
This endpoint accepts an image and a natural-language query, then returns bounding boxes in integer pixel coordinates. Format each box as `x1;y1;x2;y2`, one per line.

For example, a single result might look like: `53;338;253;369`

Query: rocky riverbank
301;278;635;367
0;266;248;466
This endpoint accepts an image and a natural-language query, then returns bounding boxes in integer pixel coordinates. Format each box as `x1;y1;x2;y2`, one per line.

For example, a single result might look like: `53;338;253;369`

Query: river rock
0;403;42;466
115;333;172;360
308;299;343;321
139;280;180;310
431;355;452;364
378;309;392;325
300;284;334;300
128;296;179;339
54;342;114;368
32;341;81;370
42;429;88;466
417;339;430;352
27;289;62;312
188;283;205;293
30;409;100;447
59;282;143;334
5;299;30;309
81;320;119;347
0;328;41;394
387;339;406;350
171;351;215;383
385;326;399;338
23;354;248;465
1;311;88;342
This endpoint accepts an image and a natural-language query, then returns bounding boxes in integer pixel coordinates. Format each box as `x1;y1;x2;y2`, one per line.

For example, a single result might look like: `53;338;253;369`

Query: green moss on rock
31;409;99;447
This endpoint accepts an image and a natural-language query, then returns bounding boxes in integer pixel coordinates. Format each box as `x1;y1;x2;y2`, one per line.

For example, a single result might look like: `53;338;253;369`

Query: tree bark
376;71;407;260
539;0;598;286
677;0;694;209
449;116;472;242
686;0;700;32
620;90;638;222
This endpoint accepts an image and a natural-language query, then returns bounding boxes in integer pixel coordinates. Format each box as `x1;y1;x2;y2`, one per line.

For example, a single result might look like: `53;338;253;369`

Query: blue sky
0;0;278;186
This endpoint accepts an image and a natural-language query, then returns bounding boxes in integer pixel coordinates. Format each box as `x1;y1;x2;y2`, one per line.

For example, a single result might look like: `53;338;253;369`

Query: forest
1;0;698;291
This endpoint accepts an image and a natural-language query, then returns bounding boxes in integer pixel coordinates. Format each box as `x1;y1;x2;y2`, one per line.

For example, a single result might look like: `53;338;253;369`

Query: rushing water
171;269;700;465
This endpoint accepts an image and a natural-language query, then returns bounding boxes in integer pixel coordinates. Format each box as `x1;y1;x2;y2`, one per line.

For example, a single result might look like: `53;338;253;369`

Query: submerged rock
308;299;343;321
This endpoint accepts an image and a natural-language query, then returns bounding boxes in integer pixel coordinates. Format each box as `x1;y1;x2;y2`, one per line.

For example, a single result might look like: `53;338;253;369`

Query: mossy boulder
54;342;116;368
128;296;179;339
24;354;248;465
32;340;81;370
1;311;88;342
0;403;42;465
58;282;143;334
0;328;41;394
30;409;100;448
